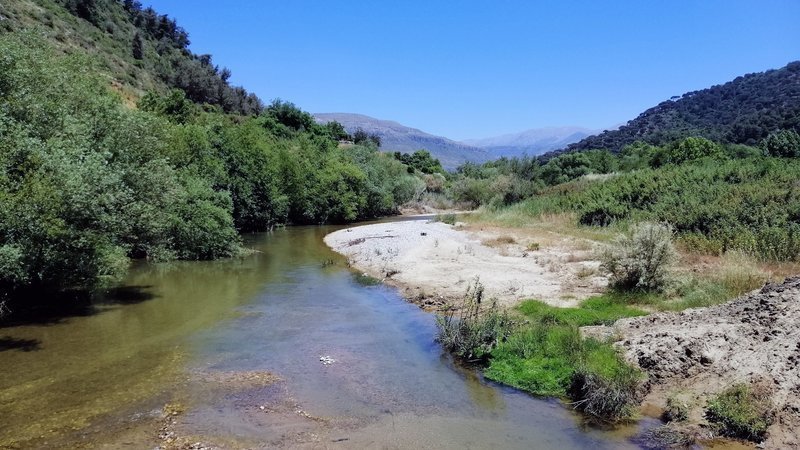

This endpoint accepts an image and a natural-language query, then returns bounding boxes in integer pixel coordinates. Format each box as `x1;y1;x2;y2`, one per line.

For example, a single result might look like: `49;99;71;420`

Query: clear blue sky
148;1;799;140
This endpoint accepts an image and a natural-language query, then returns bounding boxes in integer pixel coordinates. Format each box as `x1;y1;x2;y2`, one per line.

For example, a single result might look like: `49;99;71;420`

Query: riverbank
324;215;800;448
324;219;608;310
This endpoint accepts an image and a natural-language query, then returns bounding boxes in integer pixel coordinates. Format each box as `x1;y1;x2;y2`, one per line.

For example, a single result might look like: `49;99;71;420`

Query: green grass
706;384;774;441
517;295;648;326
484;297;645;419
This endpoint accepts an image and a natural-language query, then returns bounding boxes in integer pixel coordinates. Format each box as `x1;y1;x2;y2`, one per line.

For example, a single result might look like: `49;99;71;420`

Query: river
0;219;657;448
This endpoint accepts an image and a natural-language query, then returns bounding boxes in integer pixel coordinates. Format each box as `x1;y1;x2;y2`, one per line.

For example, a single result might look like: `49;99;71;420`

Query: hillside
0;0;262;114
552;61;800;156
463;126;597;158
314;113;490;170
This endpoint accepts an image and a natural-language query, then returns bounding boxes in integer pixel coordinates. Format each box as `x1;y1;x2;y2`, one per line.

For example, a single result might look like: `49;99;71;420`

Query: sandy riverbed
324;219;608;309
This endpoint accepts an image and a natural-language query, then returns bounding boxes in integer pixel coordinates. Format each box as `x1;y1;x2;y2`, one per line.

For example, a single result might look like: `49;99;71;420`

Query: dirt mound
614;277;800;448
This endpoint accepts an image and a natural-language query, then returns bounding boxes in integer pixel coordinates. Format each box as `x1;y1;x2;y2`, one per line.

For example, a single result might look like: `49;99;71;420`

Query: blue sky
148;1;800;140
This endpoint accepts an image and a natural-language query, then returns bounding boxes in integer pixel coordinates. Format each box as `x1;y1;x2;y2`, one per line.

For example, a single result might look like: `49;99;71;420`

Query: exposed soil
324;220;608;310
613;277;800;449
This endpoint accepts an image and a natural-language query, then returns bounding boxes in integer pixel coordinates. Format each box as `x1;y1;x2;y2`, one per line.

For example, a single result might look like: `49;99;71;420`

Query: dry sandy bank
324;219;608;309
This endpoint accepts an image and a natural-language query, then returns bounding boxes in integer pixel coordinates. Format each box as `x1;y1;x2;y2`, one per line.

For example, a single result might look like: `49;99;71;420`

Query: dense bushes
0;32;425;301
508;156;800;261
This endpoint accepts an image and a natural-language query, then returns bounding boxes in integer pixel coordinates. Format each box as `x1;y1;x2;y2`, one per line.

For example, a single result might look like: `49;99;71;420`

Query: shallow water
0;220;656;448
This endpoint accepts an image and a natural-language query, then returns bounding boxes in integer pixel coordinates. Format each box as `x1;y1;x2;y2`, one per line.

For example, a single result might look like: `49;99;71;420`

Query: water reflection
0;223;646;449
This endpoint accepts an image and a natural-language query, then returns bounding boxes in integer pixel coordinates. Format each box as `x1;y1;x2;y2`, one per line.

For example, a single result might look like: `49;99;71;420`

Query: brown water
0;220;659;448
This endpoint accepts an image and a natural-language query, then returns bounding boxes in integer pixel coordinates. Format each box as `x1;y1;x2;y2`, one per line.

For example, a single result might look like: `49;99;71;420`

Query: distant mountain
550;61;800;157
462;126;597;158
313;113;490;170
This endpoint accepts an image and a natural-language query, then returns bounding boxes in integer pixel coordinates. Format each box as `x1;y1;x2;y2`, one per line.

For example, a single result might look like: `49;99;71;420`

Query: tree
762;129;800;158
352;128;381;147
265;99;315;131
132;32;144;60
324;121;349;141
393;150;444;174
657;136;725;166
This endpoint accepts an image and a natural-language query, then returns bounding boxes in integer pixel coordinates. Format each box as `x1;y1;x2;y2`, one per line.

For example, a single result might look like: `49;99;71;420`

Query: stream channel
0;217;659;448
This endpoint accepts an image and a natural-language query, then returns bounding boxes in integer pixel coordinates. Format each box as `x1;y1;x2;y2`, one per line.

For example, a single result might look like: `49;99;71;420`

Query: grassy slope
2;0;176;104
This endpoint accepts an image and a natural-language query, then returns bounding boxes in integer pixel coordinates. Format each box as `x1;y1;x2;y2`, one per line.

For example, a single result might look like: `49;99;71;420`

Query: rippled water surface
0;221;655;448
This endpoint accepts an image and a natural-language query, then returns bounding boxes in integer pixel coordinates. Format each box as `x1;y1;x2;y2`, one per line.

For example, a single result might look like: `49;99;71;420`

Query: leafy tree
138;89;197;124
761;129;800;157
655;136;725;166
393;150;444;174
352;128;381;147
324;121;349;141
265;99;316;131
619;141;659;171
541;153;592;185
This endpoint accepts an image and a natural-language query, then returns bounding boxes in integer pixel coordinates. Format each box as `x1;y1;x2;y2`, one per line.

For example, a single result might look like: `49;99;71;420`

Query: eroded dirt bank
614;277;800;449
324;219;607;309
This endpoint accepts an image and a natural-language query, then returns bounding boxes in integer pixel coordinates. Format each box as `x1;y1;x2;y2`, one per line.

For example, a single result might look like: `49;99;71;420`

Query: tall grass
435;278;512;361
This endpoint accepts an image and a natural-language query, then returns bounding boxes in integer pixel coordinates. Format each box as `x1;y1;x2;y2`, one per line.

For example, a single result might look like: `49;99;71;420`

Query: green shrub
436;278;512;361
706;384;774;441
602;223;677;292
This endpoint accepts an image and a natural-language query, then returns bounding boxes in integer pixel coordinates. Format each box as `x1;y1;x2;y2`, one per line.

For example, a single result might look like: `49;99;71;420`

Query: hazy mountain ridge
313;113;491;170
463;126;597;158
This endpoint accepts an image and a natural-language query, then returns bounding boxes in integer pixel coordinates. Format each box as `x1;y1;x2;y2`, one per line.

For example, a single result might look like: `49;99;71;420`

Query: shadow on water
0;336;41;352
0;285;157;328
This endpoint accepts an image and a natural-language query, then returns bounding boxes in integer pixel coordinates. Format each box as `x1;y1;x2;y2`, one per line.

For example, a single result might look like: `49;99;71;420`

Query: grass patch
484;297;645;421
706;384;774;441
517;295;647;326
483;235;516;247
433;213;457;225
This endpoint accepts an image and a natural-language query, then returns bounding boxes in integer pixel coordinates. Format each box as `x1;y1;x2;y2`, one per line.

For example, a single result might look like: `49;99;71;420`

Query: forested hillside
0;0;262;114
0;28;428;304
552;61;800;156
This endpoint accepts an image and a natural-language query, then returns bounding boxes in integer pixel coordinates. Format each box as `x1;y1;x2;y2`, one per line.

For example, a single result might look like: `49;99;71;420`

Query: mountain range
313;113;594;169
462;126;598;159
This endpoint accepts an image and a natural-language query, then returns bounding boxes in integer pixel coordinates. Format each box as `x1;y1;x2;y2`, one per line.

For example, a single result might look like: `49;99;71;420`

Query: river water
0;220;656;448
